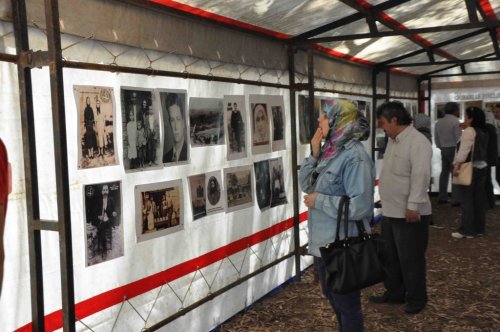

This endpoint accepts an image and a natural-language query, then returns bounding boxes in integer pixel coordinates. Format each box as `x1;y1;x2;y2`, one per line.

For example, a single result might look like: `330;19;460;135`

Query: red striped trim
149;0;290;39
15;212;308;331
478;0;497;20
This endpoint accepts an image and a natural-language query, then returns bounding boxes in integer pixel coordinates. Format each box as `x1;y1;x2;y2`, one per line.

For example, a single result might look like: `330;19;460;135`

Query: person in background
299;99;373;332
370;101;432;315
95;99;106;159
434;102;461;205
413;113;432;143
483;109;498;209
0;138;10;296
452;107;489;239
495;104;500;192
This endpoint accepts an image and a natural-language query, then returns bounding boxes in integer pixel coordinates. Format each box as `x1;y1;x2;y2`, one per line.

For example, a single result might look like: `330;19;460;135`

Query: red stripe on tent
148;0;415;71
15;212;308;331
479;0;497;20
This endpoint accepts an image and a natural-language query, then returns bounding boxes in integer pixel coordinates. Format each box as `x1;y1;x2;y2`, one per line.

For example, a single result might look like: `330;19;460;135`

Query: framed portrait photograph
249;95;272;155
159;89;190;165
121;87;163;172
224;95;247;160
189;97;225;147
74;85;118;169
224;165;254;213
188;173;206;221
298;95;321;145
135;180;183;242
270;95;286;151
269;157;287;208
205;170;225;215
84;181;123;266
254;159;271;211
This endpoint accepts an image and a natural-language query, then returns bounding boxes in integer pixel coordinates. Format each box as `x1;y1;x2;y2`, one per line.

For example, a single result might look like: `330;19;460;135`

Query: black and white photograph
206;171;225;215
189;97;224;146
249;95;272;154
189;174;206;221
270;95;286;151
160;90;189;164
269;157;287;207
224;95;247;160
254;160;271;211
121;88;162;172
84;181;123;266
135;180;183;242
74;85;118;169
354;100;371;123
298;95;321;144
224;165;254;213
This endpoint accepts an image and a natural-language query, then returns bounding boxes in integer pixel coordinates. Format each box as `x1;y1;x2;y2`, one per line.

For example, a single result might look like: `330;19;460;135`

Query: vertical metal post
11;0;45;329
427;77;432;117
385;68;391;102
288;45;301;282
371;69;378;161
307;48;315;139
44;0;76;330
417;78;423;114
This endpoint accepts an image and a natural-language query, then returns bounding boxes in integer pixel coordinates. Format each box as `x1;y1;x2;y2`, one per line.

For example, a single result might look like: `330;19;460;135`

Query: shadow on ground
218;198;500;331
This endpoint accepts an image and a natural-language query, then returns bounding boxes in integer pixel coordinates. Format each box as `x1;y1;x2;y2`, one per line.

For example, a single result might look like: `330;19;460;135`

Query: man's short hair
444;102;459;115
376;101;412;125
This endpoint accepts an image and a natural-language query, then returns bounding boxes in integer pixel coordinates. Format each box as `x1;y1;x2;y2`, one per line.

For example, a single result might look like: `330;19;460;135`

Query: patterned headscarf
319;99;370;165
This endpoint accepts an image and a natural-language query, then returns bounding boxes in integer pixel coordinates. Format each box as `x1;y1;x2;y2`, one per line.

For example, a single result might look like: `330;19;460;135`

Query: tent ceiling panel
392;53;448;65
320;35;422;63
439;34;496;58
394;64;459;75
417;29;486;45
169;0;358;36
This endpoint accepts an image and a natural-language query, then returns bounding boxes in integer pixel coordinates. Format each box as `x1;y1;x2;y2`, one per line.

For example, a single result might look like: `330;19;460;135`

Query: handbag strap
334;195;369;241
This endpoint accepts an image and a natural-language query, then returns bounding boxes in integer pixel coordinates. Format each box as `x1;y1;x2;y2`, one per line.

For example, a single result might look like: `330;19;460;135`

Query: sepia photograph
84;181;123;266
206;171;225;215
189;174;207;221
135;180;183;242
298;95;321;144
270;95;286;151
189;97;225;146
74;85;118;169
160;90;189;164
121;88;162;172
224;95;247;160
269;157;287;208
224;165;254;213
250;95;272;155
254;159;271;211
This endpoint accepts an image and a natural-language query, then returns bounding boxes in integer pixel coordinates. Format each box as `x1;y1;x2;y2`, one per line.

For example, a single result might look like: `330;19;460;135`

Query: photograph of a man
161;91;189;164
84;181;123;266
224;96;247;160
254;160;271;210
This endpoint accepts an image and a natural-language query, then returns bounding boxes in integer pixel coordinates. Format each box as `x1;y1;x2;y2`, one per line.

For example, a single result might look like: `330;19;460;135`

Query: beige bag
452;129;474;186
452;162;473;186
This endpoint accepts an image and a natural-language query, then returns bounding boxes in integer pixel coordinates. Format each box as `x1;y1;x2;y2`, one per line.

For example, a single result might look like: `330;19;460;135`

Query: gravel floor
217;197;500;332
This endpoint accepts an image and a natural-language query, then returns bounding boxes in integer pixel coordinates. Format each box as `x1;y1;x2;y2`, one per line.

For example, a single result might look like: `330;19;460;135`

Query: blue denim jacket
299;139;375;257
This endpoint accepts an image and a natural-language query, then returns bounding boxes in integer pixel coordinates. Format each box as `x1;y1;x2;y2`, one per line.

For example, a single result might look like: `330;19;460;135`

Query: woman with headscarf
299;99;375;332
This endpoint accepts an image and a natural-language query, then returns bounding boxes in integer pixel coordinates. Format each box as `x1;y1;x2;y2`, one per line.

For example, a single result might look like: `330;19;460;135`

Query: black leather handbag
319;196;385;294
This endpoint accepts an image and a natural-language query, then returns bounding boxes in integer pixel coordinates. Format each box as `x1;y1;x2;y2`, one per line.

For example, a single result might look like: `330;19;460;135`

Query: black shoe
437;199;449;204
369;294;405;304
404;303;425;314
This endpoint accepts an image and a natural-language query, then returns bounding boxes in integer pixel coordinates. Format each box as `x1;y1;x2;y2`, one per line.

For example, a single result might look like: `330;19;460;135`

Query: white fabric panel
170;0;358;35
0;63;314;330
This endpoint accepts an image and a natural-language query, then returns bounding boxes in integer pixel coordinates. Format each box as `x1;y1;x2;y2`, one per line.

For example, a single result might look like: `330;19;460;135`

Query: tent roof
147;0;500;77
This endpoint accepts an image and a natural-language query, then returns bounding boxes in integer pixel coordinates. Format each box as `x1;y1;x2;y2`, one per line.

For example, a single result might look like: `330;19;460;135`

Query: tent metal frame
2;0;500;330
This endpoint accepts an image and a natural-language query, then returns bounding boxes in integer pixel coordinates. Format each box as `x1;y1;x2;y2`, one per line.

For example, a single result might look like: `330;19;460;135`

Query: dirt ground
217;197;500;332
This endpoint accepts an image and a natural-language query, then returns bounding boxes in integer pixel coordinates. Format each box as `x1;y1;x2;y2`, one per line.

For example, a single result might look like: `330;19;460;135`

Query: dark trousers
381;216;429;307
496;158;500;189
439;147;459;202
457;168;487;235
485;166;495;208
315;257;364;332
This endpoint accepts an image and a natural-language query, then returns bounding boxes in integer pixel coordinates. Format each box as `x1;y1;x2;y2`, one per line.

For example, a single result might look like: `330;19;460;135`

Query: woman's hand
304;192;318;208
311;128;323;159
